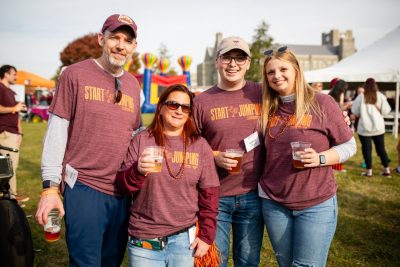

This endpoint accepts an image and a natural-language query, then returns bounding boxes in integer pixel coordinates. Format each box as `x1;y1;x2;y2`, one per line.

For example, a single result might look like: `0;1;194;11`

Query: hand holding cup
224;149;244;173
290;142;311;169
138;146;163;175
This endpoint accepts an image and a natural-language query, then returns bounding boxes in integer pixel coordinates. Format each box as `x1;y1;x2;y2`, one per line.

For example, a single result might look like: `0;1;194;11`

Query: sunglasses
163;101;191;114
114;78;122;104
263;46;288;56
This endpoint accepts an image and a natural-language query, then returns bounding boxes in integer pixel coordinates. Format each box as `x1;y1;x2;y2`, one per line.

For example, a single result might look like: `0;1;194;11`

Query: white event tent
305;26;400;137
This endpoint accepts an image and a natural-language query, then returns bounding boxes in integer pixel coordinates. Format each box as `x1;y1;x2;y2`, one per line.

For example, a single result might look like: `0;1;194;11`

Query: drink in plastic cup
145;146;163;172
290;141;311;169
225;149;244;173
44;209;61;242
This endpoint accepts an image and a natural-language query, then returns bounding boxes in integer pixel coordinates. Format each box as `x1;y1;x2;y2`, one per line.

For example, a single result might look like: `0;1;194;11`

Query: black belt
166;224;195;238
129;224;195;242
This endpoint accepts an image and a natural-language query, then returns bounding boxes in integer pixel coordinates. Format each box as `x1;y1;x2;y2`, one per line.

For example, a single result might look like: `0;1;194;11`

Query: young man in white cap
193;36;264;267
35;14;141;266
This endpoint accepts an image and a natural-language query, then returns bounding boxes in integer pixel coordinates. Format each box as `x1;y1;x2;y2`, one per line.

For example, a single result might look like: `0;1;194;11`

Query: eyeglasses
163;101;191;114
219;55;249;65
114;78;122;104
264;46;288;56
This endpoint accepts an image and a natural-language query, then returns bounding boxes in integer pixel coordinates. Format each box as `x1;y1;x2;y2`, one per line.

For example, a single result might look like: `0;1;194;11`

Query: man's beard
108;55;126;68
104;48;129;68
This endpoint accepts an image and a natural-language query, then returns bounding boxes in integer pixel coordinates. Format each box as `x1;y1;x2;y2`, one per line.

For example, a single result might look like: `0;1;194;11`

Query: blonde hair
261;49;322;134
311;82;323;91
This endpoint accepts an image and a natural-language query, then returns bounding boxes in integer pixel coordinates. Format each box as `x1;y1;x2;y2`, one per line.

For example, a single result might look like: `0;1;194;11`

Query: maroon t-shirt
193;81;264;197
0;83;19;134
120;131;220;239
259;93;354;210
49;59;141;195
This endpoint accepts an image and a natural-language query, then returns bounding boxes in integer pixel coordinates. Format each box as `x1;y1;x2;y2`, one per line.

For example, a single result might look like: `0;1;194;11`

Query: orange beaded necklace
163;134;187;180
267;112;293;140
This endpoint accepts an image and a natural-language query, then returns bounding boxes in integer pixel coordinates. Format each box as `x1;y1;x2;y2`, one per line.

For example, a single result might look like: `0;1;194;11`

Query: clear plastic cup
44;209;61;242
144;146;163;173
225;149;245;173
290;141;311;169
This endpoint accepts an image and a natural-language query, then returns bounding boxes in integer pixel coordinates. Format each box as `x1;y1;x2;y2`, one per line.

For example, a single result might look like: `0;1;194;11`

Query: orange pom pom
194;221;220;267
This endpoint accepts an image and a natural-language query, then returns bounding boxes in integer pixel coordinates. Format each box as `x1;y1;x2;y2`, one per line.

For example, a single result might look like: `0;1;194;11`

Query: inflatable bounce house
126;52;192;113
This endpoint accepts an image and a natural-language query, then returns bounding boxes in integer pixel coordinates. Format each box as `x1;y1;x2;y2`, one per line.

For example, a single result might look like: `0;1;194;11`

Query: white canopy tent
305;26;400;137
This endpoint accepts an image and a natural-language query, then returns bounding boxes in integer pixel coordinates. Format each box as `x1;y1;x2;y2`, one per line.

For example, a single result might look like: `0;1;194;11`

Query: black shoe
361;172;372;177
381;172;392;178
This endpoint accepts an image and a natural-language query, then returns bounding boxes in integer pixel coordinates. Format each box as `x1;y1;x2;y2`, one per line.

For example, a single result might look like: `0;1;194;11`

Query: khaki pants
0;131;20;195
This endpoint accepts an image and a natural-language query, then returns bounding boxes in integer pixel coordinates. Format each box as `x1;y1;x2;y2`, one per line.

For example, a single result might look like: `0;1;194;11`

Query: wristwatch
42;180;60;189
319;154;326;165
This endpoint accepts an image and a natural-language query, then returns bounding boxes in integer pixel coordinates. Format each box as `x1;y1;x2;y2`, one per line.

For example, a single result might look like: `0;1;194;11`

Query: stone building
292;29;356;71
196;29;356;86
196;32;223;87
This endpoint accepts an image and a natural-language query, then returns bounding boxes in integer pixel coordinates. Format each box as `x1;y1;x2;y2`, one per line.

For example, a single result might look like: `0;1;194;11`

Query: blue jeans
64;181;130;267
262;195;338;267
215;191;264;267
128;230;194;267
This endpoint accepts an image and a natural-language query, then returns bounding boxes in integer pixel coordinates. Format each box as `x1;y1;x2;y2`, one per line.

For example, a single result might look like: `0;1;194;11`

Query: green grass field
14;120;400;266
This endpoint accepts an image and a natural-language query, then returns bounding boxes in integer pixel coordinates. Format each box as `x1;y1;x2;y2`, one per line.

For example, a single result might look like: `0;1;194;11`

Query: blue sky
0;0;399;79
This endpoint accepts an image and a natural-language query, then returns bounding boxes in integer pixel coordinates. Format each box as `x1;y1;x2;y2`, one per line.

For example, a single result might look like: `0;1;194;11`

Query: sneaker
14;194;30;202
361;172;372;177
381;172;392;178
395;168;400;174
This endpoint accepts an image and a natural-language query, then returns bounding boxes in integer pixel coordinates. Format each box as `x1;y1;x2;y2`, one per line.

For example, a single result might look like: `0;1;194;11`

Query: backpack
0;198;34;267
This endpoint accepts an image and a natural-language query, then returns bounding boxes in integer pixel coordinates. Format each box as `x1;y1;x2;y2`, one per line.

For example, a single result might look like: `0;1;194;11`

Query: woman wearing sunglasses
258;47;356;267
116;84;219;267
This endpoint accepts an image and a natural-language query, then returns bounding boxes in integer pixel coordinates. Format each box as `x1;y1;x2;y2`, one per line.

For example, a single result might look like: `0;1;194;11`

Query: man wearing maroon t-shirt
0;65;29;204
193;37;264;267
35;14;141;267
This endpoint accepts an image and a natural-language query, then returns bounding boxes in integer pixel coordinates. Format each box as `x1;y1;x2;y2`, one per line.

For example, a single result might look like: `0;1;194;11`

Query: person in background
116;84;219;267
24;92;33;108
311;82;323;91
46;91;53;105
259;47;356;267
30;92;38;105
39;92;48;105
0;64;29;206
354;85;365;98
193;37;264;267
328;79;352;172
35;14;141;266
351;77;392;177
328;79;352;111
350;85;365;131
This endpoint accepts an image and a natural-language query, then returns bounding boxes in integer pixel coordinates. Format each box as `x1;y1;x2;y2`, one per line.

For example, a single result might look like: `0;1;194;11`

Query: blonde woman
258;47;356;267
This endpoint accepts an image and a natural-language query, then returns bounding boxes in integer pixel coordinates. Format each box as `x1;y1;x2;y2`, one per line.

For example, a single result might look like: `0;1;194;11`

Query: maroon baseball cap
101;14;137;38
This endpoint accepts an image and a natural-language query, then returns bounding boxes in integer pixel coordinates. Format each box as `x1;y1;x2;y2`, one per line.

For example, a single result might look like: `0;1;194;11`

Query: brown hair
328;79;348;103
0;65;17;79
363;78;378;105
261;48;322;134
147;84;199;146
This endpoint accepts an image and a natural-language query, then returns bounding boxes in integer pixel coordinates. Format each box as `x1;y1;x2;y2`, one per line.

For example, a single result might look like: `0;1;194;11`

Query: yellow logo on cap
118;15;133;25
